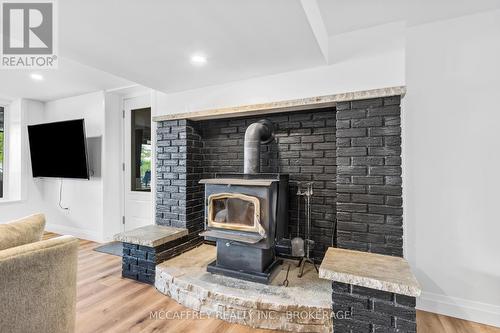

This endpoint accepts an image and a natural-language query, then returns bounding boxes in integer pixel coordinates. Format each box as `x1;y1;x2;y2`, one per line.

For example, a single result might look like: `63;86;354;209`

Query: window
0;107;4;198
131;107;151;191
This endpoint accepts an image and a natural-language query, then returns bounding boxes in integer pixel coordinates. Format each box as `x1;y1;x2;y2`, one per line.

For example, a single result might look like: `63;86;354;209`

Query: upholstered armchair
0;214;79;333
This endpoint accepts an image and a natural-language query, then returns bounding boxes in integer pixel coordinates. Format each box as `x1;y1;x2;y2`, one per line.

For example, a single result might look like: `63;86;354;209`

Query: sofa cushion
0;214;46;251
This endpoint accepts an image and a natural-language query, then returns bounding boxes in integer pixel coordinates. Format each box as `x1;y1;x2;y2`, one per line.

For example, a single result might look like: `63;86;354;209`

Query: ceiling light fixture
190;54;207;66
30;73;44;81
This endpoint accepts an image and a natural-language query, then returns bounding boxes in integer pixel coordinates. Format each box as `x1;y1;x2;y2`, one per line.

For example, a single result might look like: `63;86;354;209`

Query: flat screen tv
28;119;90;179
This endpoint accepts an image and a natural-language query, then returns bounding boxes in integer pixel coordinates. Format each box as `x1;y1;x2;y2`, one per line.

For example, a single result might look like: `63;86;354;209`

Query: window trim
130;107;151;192
0;102;8;200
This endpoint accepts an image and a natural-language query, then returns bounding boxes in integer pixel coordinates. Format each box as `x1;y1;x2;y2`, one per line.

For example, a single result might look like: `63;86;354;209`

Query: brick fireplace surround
155;94;404;260
152;90;417;333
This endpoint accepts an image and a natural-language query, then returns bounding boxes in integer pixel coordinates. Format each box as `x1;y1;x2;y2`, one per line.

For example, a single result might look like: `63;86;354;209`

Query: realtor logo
1;0;58;68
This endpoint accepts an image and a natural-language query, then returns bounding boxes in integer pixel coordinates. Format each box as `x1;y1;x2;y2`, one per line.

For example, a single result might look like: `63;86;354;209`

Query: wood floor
44;233;500;333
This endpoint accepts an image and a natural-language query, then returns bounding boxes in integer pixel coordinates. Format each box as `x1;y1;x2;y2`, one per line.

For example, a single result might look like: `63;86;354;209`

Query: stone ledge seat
319;247;421;297
113;225;188;284
319;248;421;333
113;225;188;247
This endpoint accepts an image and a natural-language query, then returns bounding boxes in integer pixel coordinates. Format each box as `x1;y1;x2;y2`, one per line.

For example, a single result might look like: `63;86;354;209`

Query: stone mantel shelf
152;85;406;122
319;247;421;297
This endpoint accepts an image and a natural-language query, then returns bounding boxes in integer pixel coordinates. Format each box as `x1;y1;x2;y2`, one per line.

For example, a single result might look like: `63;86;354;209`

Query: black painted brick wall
333;281;416;333
122;243;157;284
335;96;403;257
156;119;205;242
197;109;337;259
156;96;403;260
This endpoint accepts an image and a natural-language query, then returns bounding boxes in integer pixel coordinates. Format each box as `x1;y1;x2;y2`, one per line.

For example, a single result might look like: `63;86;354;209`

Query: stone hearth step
155;244;333;333
114;225;189;284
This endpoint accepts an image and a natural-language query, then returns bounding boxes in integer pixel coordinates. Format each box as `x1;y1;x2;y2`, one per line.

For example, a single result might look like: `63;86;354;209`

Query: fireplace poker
282;264;290;287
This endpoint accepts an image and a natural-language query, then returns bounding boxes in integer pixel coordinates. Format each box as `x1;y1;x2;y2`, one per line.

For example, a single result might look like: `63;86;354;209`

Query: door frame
121;93;152;231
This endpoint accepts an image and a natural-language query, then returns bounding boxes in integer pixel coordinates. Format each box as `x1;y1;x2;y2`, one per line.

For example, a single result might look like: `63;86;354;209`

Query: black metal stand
297;255;318;278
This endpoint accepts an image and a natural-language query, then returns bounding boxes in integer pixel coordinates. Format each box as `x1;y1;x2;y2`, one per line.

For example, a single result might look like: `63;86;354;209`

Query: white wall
41;92;106;242
102;93;123;241
153;48;405;116
404;9;500;327
0;91;129;243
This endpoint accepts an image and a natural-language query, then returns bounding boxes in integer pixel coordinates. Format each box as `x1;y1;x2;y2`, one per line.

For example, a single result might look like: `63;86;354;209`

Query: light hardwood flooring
44;233;500;333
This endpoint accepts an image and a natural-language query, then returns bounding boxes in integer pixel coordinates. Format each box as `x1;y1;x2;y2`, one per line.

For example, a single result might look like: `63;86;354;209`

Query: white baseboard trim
417;291;500;328
45;223;104;243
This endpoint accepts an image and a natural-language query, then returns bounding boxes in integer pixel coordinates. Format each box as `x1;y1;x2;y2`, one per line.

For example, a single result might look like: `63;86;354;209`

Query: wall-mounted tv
28;119;90;179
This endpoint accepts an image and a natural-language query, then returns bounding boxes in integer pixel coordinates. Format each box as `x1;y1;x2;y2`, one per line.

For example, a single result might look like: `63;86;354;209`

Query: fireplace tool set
295;181;319;278
291;191;305;258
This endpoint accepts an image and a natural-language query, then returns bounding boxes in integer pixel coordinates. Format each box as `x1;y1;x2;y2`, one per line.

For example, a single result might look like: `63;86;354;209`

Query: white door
123;95;152;231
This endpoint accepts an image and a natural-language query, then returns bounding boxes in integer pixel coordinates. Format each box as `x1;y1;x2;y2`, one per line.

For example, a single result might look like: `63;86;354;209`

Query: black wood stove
199;120;288;284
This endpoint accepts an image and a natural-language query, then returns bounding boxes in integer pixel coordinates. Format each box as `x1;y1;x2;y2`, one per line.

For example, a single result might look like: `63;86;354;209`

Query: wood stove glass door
208;193;265;236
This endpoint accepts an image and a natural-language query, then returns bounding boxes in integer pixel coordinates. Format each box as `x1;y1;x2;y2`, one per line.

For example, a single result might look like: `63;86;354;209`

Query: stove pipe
244;119;274;174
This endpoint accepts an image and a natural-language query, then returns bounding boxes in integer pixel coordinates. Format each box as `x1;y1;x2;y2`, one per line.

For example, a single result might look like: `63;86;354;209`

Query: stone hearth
155;245;332;332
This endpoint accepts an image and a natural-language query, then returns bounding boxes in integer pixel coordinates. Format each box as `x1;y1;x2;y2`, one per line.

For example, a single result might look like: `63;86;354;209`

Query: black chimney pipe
243;119;274;174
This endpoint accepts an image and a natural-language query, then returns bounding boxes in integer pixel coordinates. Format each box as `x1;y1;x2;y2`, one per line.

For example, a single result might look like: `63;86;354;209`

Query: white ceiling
2;0;500;101
317;0;500;36
59;0;325;93
0;58;133;102
317;0;406;36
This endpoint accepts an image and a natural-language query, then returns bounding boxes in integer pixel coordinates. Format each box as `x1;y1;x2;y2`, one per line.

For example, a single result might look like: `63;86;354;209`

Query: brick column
156;119;204;243
335;96;403;257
